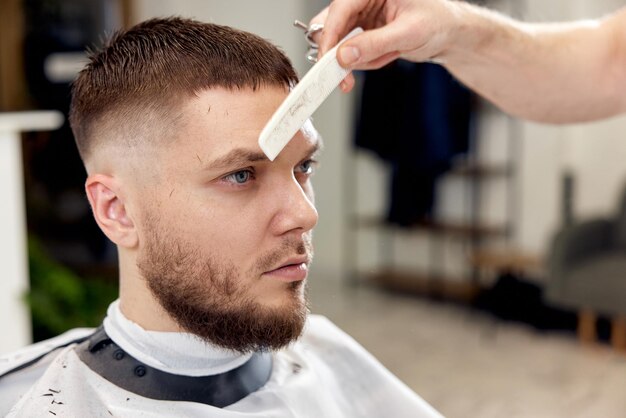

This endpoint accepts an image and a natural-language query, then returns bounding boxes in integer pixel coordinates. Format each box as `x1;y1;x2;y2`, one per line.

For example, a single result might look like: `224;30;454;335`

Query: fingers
310;0;403;94
355;51;401;70
336;24;405;68
318;0;373;56
309;6;329;27
339;73;356;93
308;6;328;46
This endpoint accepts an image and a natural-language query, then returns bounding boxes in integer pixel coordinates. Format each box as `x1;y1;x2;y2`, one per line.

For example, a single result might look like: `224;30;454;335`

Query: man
312;0;626;124
0;18;441;417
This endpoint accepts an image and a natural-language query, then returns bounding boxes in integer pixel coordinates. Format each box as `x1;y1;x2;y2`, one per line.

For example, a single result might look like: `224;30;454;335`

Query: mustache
255;237;314;273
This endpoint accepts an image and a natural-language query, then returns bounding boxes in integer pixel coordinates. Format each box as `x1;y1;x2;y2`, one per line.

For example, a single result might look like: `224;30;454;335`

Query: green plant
25;237;118;341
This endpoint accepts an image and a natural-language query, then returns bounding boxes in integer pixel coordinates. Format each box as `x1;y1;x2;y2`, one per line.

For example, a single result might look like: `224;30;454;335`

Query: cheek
188;198;270;257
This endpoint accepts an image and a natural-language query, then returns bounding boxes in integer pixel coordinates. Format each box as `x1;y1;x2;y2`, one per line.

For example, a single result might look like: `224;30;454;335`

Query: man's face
135;86;320;352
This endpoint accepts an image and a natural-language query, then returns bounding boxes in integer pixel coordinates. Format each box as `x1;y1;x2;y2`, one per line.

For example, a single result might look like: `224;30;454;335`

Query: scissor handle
294;20;324;63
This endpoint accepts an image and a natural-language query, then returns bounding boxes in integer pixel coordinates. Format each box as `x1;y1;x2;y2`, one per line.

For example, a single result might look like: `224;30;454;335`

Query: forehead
173;86;319;162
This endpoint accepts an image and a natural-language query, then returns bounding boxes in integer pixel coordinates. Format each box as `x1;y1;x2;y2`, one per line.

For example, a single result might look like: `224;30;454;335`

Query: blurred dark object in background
22;0;121;269
27;236;117;341
474;272;578;331
354;61;474;226
11;0;127;340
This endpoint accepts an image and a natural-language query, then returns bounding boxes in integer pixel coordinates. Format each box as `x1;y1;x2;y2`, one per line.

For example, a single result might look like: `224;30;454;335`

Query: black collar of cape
75;326;273;408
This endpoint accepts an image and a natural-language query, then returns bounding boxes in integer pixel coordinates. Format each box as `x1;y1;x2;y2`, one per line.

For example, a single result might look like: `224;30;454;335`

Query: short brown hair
69;17;298;162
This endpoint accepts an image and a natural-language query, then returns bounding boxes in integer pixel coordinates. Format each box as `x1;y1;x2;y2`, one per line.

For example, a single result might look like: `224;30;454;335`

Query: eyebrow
207;148;269;170
304;141;322;158
206;141;322;171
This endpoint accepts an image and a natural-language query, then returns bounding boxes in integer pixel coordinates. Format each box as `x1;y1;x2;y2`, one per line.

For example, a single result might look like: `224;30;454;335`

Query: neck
117;248;181;332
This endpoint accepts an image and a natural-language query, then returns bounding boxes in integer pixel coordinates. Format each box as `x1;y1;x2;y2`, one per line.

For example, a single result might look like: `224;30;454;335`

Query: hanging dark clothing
354;60;473;226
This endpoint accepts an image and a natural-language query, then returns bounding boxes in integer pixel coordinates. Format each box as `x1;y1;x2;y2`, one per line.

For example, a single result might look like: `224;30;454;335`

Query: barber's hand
310;0;460;92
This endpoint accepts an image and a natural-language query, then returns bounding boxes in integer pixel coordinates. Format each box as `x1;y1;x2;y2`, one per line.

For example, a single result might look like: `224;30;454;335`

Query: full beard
137;222;312;353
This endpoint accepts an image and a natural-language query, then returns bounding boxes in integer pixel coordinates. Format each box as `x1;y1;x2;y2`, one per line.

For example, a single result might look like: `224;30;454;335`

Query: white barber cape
0;301;442;417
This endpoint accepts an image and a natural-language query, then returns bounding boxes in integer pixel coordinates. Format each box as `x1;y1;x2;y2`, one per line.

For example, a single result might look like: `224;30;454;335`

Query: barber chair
545;184;626;350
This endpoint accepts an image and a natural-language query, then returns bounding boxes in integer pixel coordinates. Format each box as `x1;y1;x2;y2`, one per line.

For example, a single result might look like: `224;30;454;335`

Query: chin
259;280;306;308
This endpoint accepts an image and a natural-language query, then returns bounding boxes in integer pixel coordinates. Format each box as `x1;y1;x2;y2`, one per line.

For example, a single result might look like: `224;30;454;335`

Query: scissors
294;20;324;63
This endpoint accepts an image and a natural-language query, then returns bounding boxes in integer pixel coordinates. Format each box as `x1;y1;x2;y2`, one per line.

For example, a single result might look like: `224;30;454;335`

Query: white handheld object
259;27;363;160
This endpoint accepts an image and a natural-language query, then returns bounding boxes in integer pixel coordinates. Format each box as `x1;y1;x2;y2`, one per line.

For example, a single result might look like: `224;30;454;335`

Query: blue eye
296;159;317;175
225;170;253;185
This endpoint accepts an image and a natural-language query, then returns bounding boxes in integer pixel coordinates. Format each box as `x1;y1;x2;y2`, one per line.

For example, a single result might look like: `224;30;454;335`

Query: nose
269;177;318;236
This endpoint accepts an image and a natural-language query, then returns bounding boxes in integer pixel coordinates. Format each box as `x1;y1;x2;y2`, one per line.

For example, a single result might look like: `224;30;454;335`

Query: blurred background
3;0;626;416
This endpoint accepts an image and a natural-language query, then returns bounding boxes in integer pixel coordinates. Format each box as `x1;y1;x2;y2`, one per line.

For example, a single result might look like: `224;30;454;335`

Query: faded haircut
69;17;298;162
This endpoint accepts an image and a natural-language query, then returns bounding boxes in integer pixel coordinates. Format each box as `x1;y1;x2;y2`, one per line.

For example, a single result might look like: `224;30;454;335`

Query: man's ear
85;174;138;249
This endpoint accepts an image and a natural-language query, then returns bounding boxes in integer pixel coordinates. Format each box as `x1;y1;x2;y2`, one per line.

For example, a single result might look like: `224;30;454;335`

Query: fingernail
339;46;360;66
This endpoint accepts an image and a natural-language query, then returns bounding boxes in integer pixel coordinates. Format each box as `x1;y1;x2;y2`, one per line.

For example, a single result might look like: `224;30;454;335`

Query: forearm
441;3;626;123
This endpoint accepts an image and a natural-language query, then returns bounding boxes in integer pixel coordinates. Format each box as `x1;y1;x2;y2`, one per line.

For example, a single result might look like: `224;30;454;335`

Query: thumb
336;25;402;68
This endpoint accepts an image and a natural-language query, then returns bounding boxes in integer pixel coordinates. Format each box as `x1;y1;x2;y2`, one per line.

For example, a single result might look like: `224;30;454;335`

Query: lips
263;257;310;282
